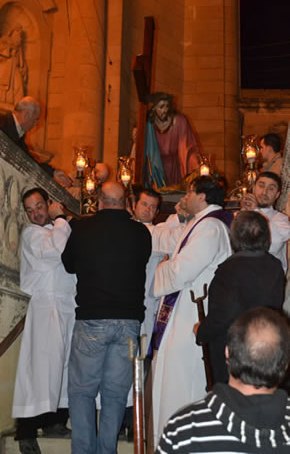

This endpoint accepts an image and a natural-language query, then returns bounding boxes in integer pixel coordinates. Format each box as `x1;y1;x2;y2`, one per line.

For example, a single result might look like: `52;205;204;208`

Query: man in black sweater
157;307;290;453
61;181;152;454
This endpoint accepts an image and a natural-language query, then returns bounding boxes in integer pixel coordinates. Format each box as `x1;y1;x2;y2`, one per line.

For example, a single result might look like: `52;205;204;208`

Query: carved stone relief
0;3;32;111
0;0;52;155
0;23;27;105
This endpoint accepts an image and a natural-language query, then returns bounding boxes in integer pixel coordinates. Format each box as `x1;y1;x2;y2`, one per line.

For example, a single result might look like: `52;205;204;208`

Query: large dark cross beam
132;16;155;183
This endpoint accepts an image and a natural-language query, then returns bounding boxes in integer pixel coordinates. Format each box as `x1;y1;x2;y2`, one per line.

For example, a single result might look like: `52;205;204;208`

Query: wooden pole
190;284;214;391
129;335;147;454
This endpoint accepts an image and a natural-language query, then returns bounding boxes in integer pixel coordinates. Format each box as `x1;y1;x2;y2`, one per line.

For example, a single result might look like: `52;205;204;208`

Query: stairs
1;434;134;454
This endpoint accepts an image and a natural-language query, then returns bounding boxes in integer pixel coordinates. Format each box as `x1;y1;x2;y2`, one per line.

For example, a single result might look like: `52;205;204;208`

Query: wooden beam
132;17;155;183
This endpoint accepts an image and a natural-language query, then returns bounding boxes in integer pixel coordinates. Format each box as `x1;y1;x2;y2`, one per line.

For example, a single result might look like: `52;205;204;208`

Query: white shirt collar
12;113;25;138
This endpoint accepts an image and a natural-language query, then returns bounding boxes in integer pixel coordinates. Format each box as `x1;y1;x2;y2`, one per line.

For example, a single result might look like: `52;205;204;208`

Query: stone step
1;435;134;454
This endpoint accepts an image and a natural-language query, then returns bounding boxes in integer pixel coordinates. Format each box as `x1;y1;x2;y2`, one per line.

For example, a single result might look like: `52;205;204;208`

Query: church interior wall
239;91;290;145
47;0;106;173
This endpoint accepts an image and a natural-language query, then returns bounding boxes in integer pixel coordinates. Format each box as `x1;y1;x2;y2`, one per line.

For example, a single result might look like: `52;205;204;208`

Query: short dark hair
227;307;290;388
260;133;281;153
230;211;271;252
193;175;225;206
22;187;49;206
255;171;282;193
135;187;162;211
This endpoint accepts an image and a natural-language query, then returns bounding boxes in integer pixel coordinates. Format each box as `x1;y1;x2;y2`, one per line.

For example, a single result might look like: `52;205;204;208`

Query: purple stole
152;209;232;351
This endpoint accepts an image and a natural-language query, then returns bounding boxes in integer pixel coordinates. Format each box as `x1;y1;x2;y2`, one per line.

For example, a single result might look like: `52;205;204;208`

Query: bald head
227;307;290;388
99;182;125;209
14;96;41;132
14;96;40;115
95;162;110;183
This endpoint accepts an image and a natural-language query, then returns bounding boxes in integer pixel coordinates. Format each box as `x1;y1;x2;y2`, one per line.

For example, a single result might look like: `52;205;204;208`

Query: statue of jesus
144;92;202;187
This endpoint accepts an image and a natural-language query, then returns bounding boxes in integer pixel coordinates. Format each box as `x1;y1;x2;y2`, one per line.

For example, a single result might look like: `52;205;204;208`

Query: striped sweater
156;383;290;453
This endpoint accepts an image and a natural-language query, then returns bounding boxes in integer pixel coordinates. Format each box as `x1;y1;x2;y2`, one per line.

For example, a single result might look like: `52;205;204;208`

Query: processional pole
190;284;214;392
129;334;147;454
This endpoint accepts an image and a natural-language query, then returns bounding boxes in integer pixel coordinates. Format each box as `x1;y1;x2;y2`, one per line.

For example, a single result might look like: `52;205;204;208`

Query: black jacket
62;209;152;322
0;112;54;176
197;251;285;383
157;383;290;453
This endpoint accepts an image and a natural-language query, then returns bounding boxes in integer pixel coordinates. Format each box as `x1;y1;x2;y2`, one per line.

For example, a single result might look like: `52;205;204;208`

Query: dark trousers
15;408;69;440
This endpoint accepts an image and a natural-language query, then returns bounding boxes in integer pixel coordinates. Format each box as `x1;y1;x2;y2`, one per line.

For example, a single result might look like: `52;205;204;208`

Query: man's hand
160;254;169;264
48;201;65;220
53;169;73;188
175;196;191;222
240;193;258;210
175;201;189;217
193;322;200;336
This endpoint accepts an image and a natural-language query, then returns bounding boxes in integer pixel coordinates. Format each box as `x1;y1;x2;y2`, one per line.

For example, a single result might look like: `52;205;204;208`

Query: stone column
62;0;106;166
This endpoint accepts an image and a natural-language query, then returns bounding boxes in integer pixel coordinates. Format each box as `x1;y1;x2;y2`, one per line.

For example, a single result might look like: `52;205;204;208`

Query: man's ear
225;346;229;361
198;192;206;203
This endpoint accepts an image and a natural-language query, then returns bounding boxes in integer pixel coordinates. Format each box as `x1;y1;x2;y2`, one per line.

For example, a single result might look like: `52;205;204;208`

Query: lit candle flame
200;164;210;176
85;177;95;193
245;147;256;163
76;155;87;171
121;170;131;186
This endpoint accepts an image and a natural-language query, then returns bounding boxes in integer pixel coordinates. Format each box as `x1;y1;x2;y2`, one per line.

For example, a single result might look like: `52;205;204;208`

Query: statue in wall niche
0;23;28;105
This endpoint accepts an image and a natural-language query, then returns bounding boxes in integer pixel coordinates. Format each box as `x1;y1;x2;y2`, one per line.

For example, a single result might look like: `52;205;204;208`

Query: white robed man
150;175;232;447
134;189;193;352
241;171;290;273
119;188;163;441
12;187;76;454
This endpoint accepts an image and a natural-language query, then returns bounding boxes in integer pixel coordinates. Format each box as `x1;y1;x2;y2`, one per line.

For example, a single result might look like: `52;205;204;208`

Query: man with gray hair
0;96;71;187
157;307;290;453
61;182;152;454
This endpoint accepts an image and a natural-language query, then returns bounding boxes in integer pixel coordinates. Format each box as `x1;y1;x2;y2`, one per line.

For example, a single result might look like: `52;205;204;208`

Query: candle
76;155;87;171
245;147;256;163
85;177;95;193
121;172;131;186
200;164;210;176
242;187;247;196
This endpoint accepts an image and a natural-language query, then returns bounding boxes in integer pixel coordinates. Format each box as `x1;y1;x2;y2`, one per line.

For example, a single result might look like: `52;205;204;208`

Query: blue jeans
68;319;140;454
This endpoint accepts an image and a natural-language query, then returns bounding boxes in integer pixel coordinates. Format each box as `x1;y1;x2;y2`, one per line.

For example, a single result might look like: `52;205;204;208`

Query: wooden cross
132;16;155;183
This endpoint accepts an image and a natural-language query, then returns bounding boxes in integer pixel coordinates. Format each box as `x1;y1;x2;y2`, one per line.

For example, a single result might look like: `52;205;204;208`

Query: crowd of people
1;95;290;454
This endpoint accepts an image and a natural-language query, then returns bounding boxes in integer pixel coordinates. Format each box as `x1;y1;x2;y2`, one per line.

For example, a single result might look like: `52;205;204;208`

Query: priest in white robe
151;176;232;446
12;188;76;453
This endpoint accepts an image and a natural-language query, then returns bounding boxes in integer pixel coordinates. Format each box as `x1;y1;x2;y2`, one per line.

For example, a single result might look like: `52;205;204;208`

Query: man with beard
144;92;201;187
241;171;290;272
259;133;283;175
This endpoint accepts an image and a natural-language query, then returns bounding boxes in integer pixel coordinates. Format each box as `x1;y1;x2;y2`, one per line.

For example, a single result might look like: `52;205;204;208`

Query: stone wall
1;1;290;187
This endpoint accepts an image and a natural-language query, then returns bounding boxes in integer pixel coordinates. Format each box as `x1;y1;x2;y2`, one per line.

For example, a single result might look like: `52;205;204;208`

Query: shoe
127;426;134;443
118;427;127;442
42;423;71;439
19;439;41;454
